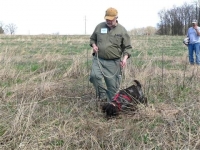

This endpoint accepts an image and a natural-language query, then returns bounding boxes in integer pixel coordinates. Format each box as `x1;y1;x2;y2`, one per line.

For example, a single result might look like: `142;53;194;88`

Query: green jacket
90;22;132;60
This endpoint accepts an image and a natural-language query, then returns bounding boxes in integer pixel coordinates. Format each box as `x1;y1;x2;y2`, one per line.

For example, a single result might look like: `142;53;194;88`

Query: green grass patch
0;125;6;136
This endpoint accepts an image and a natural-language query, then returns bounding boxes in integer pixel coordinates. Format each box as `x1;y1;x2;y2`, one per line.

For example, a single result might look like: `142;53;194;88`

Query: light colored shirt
187;27;200;44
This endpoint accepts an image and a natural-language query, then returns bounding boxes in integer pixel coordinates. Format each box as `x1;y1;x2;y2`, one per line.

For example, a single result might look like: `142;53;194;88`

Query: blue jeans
188;43;200;65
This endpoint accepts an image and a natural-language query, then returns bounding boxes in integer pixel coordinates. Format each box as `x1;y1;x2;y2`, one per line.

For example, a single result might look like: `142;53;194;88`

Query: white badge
101;28;107;33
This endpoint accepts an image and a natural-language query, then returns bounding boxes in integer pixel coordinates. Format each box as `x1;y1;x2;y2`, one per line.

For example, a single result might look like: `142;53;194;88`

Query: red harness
113;93;132;110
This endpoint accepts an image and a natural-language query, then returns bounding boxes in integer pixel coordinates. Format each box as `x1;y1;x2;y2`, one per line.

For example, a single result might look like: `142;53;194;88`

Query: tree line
157;2;198;35
0;22;17;35
126;2;198;36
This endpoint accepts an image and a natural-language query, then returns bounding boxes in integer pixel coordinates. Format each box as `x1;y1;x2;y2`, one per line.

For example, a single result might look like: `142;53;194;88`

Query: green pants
89;56;122;101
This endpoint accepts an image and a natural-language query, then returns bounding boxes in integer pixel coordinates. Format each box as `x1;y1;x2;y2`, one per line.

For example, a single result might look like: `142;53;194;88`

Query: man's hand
193;24;198;30
120;55;128;67
194;25;200;36
92;44;98;53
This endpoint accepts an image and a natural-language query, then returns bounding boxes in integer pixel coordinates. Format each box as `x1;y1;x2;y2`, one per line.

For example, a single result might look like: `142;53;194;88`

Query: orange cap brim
104;16;116;20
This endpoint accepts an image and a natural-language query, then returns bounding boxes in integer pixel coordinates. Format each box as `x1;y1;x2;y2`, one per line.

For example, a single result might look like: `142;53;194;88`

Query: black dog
102;80;147;117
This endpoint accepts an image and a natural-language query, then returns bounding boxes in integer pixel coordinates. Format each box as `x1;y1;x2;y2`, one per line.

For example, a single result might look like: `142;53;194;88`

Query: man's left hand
120;55;128;67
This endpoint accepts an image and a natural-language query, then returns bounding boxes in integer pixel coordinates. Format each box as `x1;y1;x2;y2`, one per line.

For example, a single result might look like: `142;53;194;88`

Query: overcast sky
0;0;195;35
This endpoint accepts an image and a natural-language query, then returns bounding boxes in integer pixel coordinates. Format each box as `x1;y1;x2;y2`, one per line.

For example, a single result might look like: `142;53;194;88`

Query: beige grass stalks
0;35;200;149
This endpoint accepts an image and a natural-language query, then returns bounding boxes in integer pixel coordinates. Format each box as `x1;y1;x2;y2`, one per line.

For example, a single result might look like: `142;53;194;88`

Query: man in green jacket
89;7;132;101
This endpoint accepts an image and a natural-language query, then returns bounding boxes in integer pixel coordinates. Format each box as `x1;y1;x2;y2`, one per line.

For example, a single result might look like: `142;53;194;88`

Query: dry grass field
0;35;200;149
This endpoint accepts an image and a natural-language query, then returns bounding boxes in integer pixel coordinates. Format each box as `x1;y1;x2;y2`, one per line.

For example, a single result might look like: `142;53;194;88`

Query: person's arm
90;27;99;54
194;28;200;36
195;28;200;36
121;27;132;57
120;31;132;67
89;32;97;47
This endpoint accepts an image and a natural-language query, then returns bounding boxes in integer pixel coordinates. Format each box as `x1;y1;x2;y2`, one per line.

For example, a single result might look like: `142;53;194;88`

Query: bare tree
0;22;4;34
5;23;17;35
157;3;196;35
157;9;171;35
182;3;194;34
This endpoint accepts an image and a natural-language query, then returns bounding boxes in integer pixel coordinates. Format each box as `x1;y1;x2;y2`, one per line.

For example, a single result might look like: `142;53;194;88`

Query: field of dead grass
0;35;200;149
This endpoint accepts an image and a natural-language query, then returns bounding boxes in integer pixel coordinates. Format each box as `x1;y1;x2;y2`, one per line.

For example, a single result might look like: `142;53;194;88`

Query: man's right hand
92;44;98;53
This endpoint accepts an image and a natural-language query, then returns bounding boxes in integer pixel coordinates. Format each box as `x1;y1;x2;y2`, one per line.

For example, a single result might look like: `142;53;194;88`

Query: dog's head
101;102;119;117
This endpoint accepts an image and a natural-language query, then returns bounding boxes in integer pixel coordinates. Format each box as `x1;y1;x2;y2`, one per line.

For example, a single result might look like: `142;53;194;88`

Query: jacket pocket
109;35;122;47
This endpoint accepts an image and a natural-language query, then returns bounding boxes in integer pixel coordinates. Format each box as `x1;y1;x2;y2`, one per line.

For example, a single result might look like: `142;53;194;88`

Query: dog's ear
101;103;119;117
134;80;148;105
134;80;142;88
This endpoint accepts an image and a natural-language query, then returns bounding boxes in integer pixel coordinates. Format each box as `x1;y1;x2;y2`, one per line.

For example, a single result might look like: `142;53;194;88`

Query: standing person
187;19;200;65
89;7;132;101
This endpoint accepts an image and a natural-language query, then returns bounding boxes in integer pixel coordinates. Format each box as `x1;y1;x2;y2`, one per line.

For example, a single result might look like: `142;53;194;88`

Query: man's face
106;17;117;27
192;23;197;27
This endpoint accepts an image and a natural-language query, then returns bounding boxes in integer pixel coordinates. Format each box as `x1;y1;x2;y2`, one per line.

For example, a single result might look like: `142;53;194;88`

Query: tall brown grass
0;35;200;149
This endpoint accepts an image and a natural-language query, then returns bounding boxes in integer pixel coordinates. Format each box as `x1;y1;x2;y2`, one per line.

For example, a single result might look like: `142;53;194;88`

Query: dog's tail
134;80;141;88
134;80;148;106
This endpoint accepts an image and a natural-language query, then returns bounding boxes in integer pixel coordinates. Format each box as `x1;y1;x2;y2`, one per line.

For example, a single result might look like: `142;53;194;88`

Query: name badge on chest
101;28;108;33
